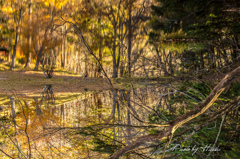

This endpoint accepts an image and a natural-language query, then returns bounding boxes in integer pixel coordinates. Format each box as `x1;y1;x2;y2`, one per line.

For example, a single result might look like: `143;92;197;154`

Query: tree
2;0;28;70
109;65;240;158
77;0;152;78
150;0;240;74
24;0;32;68
29;0;62;70
107;1;240;158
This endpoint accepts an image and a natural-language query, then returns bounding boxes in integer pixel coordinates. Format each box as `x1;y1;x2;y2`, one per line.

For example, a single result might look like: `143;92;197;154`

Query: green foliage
228;82;240;97
150;0;240;73
191;83;211;97
221;82;240;99
169;82;211;107
180;50;201;69
92;138;121;154
151;0;240;39
148;108;175;129
162;81;240;158
72;126;122;154
73;127;97;136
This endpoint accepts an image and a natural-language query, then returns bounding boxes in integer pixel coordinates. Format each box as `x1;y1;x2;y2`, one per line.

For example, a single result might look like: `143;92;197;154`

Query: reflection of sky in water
0;85;172;158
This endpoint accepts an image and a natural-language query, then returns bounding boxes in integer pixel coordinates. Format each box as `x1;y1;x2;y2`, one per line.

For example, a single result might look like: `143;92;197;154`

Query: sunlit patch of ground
0;70;112;98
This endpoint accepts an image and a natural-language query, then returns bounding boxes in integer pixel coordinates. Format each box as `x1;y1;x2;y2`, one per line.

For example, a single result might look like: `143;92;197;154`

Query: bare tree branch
0;149;14;159
109;66;240;159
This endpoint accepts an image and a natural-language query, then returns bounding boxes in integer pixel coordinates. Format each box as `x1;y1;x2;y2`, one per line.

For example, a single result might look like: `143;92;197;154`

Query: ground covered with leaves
0;70;111;97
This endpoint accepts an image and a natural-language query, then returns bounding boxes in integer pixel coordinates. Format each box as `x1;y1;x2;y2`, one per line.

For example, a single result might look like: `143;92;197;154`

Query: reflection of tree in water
3;83;237;159
0;85;65;158
26;87;57;139
52;87;173;158
42;84;55;104
30;85;55;124
1;86;175;158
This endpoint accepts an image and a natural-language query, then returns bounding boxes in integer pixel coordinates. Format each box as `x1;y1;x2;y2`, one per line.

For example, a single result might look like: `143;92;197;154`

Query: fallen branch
109;66;240;159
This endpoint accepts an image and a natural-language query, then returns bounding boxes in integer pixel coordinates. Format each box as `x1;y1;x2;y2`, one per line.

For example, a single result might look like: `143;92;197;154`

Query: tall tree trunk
84;53;88;77
127;1;132;77
34;47;44;70
119;25;124;77
61;23;66;68
25;0;32;68
64;25;67;69
10;26;19;70
112;29;118;78
25;53;31;68
98;12;103;77
34;54;41;70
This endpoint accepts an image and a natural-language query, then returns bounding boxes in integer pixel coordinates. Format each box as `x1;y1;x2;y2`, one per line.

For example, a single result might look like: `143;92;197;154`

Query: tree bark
10;26;19;70
112;28;118;78
34;55;41;70
24;53;31;68
98;12;103;77
34;46;44;70
64;25;68;69
127;1;132;77
61;23;65;68
24;0;32;68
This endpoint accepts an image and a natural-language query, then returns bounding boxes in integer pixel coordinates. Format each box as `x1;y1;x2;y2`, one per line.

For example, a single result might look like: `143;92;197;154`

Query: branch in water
109;66;240;159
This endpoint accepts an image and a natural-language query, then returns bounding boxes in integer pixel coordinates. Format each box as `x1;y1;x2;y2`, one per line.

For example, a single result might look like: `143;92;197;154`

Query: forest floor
0;69;178;97
0;63;176;98
1;62;238;98
0;70;112;97
0;69;225;97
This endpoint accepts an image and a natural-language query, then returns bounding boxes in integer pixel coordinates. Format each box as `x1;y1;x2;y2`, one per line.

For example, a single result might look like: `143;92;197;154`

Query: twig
0;149;14;159
206;113;226;159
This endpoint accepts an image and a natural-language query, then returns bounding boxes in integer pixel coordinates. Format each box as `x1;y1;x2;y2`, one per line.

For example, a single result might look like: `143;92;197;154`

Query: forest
0;0;240;158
